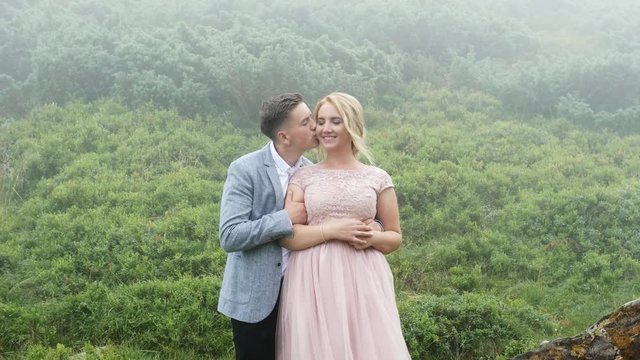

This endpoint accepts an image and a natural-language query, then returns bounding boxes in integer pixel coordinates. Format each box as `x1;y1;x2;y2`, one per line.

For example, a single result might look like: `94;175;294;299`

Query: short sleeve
375;168;394;194
289;167;310;190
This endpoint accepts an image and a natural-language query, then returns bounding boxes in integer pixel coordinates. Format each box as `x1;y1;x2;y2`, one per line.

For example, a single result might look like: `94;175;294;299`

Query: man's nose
310;119;317;131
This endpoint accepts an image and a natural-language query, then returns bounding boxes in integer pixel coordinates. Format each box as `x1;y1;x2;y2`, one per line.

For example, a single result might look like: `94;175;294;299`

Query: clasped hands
322;218;380;250
285;190;380;250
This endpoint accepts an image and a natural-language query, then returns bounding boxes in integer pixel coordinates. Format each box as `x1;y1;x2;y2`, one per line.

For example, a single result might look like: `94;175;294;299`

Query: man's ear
276;130;289;145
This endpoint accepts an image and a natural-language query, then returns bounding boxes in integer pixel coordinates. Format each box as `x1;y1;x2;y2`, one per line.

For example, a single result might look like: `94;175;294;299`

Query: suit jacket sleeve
218;161;292;252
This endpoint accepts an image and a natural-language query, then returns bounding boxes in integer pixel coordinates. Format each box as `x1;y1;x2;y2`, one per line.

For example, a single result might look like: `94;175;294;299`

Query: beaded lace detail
289;165;393;226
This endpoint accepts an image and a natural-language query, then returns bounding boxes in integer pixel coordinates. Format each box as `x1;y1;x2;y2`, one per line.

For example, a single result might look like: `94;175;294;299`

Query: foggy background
2;0;639;129
1;1;639;359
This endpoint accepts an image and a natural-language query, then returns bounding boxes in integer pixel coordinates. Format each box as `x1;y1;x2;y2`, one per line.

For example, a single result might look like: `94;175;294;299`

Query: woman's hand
323;218;372;246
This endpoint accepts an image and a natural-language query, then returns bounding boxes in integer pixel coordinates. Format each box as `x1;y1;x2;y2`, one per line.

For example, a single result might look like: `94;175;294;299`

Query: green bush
3;277;231;358
2;73;640;357
0;302;55;351
399;293;554;360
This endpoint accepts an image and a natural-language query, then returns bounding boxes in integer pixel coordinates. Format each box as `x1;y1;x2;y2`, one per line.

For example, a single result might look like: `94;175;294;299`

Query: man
218;93;379;360
217;92;317;360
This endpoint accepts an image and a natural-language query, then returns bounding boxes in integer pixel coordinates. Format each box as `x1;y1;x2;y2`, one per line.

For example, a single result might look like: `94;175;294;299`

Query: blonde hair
314;92;374;164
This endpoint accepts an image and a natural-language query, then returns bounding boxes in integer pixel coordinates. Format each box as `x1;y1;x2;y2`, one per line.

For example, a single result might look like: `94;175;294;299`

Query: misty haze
1;0;639;359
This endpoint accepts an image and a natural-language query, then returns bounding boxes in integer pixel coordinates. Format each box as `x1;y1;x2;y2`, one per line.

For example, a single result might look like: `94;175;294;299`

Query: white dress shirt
269;142;304;274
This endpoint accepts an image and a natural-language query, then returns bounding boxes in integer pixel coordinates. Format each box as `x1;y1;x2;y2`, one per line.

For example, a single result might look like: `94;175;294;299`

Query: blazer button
277;262;281;267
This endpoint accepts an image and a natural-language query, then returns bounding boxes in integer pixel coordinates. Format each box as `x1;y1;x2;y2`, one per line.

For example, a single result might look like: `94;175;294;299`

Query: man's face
281;102;318;153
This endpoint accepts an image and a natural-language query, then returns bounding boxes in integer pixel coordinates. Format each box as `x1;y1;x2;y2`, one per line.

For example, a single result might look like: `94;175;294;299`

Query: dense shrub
2;86;639;358
399;293;554;360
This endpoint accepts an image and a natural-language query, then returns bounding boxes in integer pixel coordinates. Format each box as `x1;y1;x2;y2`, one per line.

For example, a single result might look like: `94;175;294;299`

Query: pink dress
276;165;411;360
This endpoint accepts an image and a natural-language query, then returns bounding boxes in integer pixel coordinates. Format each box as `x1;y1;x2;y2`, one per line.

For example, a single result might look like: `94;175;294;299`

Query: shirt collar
269;141;303;174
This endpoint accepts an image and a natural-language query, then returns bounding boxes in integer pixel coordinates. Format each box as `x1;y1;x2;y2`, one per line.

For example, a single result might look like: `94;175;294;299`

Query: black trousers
230;287;281;360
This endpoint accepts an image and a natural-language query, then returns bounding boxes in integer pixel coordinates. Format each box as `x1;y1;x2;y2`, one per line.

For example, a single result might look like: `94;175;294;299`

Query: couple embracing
218;92;411;360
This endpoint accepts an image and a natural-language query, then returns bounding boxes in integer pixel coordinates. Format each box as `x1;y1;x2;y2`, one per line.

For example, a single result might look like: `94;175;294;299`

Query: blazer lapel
262;145;285;207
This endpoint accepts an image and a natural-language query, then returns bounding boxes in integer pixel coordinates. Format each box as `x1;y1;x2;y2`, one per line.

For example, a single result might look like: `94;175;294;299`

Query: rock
513;299;640;360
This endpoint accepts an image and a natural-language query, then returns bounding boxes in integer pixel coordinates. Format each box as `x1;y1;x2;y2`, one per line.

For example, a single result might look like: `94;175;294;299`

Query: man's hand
363;218;383;232
285;190;307;225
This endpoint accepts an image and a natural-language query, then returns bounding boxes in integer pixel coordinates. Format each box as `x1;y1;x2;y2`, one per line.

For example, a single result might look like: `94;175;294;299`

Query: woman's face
315;103;352;152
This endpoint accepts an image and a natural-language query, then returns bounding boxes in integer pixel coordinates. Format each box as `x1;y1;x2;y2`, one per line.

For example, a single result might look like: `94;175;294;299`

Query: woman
277;92;410;359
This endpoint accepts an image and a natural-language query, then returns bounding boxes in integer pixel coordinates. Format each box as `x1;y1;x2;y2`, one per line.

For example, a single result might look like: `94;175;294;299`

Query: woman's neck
322;148;361;169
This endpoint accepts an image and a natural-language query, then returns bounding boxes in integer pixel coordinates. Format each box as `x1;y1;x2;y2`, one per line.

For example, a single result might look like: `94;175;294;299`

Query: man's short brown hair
259;93;304;141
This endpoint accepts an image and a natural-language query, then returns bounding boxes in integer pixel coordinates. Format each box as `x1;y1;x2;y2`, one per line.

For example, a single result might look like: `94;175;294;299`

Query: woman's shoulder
362;164;390;177
290;164;317;182
297;164;321;174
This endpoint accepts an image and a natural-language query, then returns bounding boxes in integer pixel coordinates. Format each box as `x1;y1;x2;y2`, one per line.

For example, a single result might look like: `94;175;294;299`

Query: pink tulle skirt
276;241;411;360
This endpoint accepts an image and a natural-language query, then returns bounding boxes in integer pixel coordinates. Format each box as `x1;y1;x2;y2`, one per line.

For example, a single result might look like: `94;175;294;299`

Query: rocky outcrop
514;299;640;360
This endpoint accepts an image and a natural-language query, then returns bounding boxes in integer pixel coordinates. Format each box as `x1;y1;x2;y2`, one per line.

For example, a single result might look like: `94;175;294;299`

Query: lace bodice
289;165;394;225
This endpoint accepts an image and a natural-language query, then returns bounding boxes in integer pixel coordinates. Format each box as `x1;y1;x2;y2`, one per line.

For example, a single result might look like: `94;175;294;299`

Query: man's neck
274;142;303;167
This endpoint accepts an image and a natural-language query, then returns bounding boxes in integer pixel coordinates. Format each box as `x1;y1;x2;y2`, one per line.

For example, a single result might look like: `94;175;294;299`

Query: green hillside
1;0;639;359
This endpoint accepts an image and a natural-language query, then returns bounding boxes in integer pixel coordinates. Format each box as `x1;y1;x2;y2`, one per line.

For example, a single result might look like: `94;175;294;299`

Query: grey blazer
217;144;312;323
